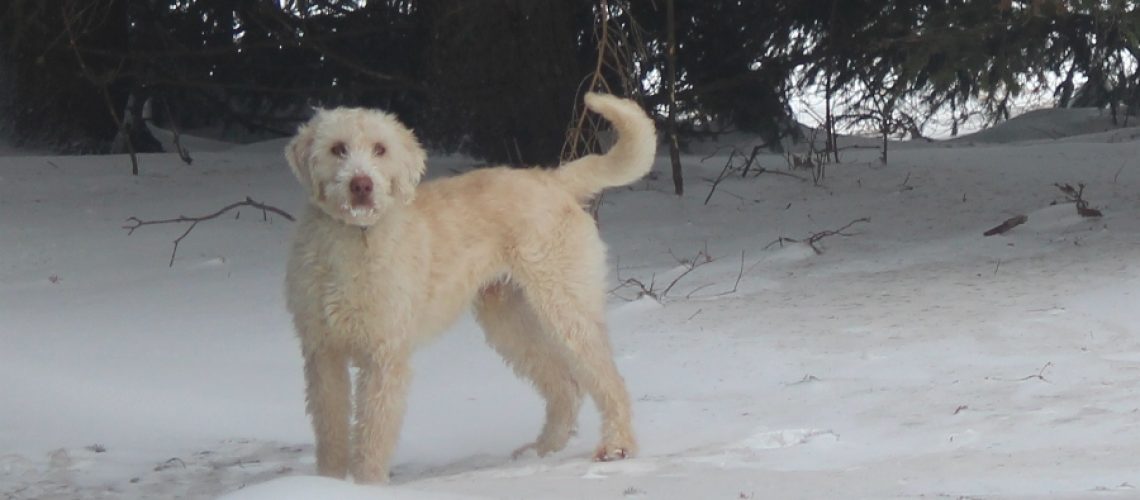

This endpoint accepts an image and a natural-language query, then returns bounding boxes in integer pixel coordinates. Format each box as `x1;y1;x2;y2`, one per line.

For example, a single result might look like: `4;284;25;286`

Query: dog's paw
592;445;633;462
510;441;559;460
510;442;538;460
511;427;577;459
350;462;391;484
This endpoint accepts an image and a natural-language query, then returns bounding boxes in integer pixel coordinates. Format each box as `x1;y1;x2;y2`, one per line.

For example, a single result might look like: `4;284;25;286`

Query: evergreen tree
1;0;138;153
2;0;1139;161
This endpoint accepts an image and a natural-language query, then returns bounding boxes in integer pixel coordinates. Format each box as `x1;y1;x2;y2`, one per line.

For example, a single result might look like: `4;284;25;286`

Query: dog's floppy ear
392;127;427;205
285;120;317;194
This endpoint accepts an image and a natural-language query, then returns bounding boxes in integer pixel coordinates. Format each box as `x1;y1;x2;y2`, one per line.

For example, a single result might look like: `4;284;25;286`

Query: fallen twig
609;276;657;300
124;197;294;267
787;374;820;386
687;249;746;298
1014;362;1053;382
762;236;799;250
1054;183;1103;217
803;217;870;254
660;248;713;298
983;214;1028;237
987;362;1053;383
764;218;870;254
610;256;658;301
611;245;739;301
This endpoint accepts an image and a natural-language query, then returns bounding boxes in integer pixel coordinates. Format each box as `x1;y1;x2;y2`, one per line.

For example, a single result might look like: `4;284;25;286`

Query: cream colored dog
284;93;656;484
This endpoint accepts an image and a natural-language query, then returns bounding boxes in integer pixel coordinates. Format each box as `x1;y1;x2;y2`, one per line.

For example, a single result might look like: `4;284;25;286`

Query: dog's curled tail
554;93;657;201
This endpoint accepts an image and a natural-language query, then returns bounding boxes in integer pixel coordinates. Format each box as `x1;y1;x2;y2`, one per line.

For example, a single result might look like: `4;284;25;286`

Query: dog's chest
315;242;412;343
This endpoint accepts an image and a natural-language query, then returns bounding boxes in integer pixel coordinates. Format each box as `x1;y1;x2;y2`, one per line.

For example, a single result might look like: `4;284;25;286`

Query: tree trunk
825;69;837;163
666;0;683;195
826;0;839;163
880;122;888;164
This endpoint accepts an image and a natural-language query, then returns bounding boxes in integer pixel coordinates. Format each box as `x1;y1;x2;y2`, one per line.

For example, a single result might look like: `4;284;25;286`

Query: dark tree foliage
1;0;133;153
632;1;807;147
130;1;426;133
1;0;1139;160
798;0;1140;131
419;0;594;165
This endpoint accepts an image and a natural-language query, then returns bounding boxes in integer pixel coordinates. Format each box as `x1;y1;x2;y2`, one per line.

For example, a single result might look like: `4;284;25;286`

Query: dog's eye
330;142;347;157
372;143;386;157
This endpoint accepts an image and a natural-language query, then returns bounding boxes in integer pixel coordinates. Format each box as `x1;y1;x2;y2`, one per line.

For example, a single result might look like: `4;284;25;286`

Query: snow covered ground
2;108;1140;499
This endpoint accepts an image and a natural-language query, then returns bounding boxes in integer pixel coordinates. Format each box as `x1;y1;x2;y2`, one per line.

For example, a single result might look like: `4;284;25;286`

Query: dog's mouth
339;201;378;219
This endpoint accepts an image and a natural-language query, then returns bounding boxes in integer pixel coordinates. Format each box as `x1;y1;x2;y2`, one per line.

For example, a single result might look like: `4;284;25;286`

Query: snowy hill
2;109;1139;499
949;107;1123;145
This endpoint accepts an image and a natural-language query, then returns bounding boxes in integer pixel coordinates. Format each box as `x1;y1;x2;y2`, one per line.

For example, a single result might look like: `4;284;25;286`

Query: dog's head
285;107;427;226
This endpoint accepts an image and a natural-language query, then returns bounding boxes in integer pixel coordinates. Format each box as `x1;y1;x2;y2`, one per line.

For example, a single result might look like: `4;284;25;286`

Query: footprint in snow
736;428;839;451
682;428;839;469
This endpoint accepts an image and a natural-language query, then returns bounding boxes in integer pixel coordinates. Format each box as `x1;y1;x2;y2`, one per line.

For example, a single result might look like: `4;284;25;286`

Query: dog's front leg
304;346;351;478
351;346;412;484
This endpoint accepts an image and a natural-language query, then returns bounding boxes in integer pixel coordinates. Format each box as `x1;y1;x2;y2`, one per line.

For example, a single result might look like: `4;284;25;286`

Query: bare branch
610;256;658;301
1054;182;1103;217
659;259;704;298
704;149;737;205
159;98;192;165
686;249;746;299
804;217;870;254
611;245;730;302
983;215;1028;237
659;245;714;298
765;218;871;254
703;147;807;206
560;0;646;221
763;236;801;250
123;197;295;267
987;362;1053;383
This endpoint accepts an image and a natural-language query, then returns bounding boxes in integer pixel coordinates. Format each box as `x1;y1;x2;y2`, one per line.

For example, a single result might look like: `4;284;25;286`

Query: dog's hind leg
303;345;351;478
475;282;584;458
513;241;637;461
351;346;412;484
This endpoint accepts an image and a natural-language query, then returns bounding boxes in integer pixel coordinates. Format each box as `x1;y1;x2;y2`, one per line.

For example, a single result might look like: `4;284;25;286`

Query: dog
284;93;656;483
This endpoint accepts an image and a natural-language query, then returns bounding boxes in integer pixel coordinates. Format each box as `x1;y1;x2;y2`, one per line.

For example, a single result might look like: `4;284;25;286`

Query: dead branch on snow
1054;183;1103;217
123;197;294;267
764;217;871;254
983;214;1028;237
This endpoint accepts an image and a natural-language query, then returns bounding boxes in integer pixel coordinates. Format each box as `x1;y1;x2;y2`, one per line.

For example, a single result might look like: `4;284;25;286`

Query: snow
950;107;1123;145
3;110;1140;499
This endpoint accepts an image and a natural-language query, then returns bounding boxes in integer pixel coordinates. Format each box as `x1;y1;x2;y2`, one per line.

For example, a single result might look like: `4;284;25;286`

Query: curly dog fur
284;93;656;483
